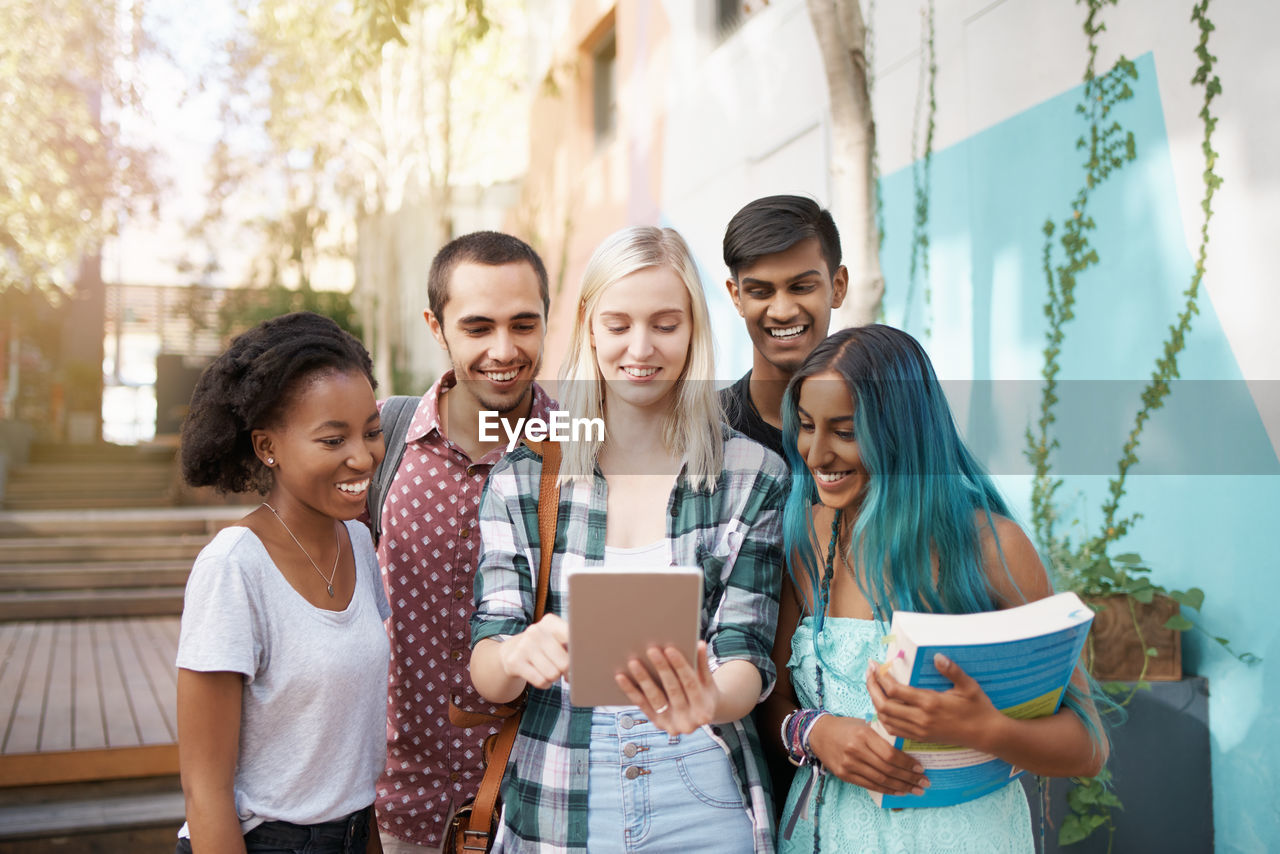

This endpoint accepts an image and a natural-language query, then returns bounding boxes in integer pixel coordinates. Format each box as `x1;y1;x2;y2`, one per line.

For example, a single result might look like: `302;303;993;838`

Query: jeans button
620;714;635;729
623;742;639;757
624;765;643;780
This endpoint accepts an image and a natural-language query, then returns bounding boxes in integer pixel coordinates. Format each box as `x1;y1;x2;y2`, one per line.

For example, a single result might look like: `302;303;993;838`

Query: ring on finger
653;704;670;714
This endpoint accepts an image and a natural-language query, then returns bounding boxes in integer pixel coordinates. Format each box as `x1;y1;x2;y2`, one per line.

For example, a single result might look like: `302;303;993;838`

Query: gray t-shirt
176;521;391;835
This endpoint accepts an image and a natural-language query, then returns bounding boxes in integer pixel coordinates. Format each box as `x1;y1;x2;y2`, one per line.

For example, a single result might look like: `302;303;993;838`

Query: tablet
566;566;703;707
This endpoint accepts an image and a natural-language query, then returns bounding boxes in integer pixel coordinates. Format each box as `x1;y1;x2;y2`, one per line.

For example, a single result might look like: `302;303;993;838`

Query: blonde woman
469;226;787;853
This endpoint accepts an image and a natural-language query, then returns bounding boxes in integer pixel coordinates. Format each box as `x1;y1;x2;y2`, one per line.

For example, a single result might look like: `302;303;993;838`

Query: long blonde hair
559;226;723;490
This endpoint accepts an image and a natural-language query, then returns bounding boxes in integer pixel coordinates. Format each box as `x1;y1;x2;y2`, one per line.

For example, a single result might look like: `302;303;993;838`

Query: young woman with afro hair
174;311;389;854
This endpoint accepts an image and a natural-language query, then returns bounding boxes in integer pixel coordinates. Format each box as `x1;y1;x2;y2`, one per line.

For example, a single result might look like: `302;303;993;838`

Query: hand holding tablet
615;638;720;736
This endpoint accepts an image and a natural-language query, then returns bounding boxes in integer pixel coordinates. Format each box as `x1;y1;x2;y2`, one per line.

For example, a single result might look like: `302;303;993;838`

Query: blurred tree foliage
202;0;522;239
195;0;527;391
216;284;362;340
347;0;489;68
0;0;160;294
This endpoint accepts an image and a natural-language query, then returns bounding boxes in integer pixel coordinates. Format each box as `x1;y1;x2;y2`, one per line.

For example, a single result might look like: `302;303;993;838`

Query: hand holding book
862;592;1097;808
866;652;1005;751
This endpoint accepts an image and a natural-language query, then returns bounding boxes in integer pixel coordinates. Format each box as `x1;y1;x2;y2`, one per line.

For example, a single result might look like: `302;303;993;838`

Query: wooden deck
0;618;179;787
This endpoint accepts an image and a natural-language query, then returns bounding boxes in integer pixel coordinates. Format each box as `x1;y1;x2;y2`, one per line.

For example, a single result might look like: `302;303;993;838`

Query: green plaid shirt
472;428;787;853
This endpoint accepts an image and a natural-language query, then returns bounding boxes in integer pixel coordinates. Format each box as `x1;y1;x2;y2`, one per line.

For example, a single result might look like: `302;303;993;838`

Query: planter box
1085;594;1181;681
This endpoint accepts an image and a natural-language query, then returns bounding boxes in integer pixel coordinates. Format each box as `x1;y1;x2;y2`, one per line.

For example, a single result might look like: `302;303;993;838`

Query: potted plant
1042;542;1196;685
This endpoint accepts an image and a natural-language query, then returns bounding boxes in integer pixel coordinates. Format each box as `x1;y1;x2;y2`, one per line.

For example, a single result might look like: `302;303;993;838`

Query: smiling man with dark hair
371;231;556;854
720;195;849;458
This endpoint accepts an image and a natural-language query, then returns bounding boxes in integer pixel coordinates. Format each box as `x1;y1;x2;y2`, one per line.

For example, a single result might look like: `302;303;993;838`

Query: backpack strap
368;395;420;547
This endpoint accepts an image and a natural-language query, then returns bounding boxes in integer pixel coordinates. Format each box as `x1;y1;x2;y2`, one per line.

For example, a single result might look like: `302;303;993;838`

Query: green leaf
1172;588;1205;611
1112;552;1142;565
1101;681;1128;694
1165;614;1195;631
1145;647;1159;657
1059;816;1090;846
1098;791;1124;808
1132;586;1156;604
1136;680;1152;691
1073;784;1099;805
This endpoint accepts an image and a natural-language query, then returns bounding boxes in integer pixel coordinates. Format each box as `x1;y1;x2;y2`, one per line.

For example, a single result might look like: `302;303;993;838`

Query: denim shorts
175;806;370;854
586;708;754;854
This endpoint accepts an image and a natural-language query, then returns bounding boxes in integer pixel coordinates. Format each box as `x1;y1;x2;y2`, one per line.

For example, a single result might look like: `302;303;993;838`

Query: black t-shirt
719;371;786;460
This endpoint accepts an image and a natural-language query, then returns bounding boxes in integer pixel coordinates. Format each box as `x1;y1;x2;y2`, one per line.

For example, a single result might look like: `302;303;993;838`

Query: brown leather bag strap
461;714;520;851
463;439;562;850
447;702;519;729
531;438;560;621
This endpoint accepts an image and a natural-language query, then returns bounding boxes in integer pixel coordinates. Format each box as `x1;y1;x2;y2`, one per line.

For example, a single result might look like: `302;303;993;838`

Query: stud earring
266;457;275;466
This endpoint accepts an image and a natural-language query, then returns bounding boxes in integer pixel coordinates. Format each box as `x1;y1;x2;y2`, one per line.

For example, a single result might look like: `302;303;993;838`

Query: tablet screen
566;566;702;707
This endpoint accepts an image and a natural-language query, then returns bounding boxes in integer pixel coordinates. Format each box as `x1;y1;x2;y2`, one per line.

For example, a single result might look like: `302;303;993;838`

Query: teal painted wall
877;52;1280;852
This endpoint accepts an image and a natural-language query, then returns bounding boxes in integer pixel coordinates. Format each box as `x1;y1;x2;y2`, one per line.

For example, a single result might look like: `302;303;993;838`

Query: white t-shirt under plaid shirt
472;428;787;854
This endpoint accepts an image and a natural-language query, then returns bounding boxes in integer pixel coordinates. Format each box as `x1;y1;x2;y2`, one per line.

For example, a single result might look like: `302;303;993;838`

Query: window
592;30;617;144
716;0;745;40
714;0;766;43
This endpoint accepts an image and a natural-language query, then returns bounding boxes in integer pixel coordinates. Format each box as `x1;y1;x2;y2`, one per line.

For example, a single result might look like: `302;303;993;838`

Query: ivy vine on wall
1023;0;1241;846
1027;0;1233;613
1026;0;1139;566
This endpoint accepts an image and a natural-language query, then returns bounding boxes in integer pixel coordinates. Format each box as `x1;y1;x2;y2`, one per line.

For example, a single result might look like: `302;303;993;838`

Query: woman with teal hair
762;325;1107;853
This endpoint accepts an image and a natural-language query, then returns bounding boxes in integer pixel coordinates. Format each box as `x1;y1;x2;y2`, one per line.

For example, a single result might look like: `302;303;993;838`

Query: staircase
0;509;234;621
0;443;255;850
2;443;179;511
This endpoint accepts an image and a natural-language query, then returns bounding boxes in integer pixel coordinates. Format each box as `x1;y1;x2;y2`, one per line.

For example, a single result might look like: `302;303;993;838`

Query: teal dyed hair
782;325;1008;625
781;325;1108;748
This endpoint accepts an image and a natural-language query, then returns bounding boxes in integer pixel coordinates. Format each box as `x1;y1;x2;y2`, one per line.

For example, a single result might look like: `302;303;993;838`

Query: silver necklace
262;502;340;597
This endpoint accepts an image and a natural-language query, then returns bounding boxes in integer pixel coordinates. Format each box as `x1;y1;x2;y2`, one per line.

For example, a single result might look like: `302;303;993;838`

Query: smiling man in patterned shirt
372;232;556;853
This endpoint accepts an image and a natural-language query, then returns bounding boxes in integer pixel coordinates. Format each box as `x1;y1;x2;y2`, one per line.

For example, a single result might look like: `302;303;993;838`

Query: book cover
869;591;1095;808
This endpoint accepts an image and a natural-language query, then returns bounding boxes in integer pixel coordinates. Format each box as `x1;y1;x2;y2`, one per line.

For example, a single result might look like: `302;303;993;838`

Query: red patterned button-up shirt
374;371;555;847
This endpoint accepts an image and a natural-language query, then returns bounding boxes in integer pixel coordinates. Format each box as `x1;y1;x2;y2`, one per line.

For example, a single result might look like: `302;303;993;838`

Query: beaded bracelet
781;708;830;766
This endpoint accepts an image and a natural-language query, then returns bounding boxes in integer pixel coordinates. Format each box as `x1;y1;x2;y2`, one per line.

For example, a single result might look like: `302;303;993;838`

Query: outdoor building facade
512;2;1280;851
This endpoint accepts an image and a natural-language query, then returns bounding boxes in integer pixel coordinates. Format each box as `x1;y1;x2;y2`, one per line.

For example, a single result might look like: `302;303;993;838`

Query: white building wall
648;2;1280;850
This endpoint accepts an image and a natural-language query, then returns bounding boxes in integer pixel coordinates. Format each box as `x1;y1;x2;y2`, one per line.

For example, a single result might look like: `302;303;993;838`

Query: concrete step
0;507;253;539
0;561;191;591
5;478;172;495
4;482;172;498
8;462;173;479
0;535;209;565
27;443;177;465
4;443;180;511
2;495;174;512
0;776;183;849
2;465;176;510
0;587;186;621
